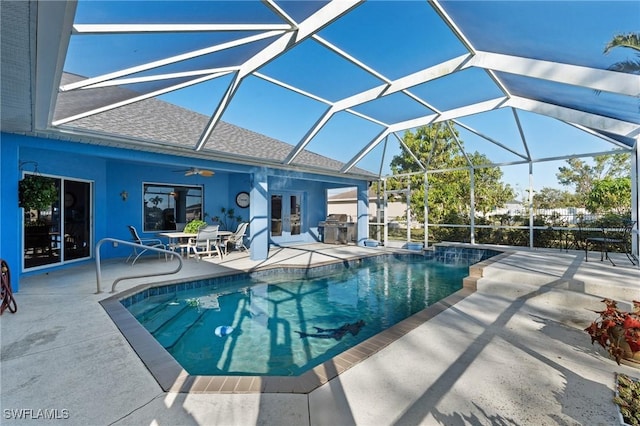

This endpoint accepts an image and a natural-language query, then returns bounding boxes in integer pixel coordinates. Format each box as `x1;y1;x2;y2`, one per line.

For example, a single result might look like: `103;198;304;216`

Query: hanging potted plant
18;174;58;211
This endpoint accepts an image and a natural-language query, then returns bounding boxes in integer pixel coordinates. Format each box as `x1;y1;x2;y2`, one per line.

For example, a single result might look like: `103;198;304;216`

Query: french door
270;192;303;242
23;176;92;270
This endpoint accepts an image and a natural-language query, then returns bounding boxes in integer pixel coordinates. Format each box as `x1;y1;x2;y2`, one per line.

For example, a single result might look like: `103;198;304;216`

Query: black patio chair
584;220;637;266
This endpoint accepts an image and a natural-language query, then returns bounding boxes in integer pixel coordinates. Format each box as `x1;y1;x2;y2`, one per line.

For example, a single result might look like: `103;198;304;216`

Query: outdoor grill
318;214;356;245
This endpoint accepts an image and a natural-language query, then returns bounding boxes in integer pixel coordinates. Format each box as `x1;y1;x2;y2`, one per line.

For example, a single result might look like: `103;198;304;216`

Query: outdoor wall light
120;190;128;201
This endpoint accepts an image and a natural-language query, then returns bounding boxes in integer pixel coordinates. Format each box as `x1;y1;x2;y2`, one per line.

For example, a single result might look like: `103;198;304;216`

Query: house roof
1;1;638;181
329;189;364;201
57;73;368;176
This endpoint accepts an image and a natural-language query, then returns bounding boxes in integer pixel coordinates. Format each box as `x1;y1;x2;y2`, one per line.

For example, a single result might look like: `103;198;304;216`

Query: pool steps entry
136;300;207;350
104;246;504;394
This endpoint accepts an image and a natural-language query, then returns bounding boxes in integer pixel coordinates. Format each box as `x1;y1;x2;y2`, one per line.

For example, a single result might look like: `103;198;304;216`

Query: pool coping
99;250;510;394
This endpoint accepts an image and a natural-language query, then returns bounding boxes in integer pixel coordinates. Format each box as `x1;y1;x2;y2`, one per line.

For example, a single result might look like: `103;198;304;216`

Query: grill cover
325;214;348;223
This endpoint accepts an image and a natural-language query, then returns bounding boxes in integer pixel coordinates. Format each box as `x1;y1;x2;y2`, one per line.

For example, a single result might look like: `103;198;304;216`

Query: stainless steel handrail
95;238;183;294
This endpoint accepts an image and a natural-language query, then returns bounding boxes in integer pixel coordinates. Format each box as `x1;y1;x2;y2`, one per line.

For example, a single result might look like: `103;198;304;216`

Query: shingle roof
57;73;372;176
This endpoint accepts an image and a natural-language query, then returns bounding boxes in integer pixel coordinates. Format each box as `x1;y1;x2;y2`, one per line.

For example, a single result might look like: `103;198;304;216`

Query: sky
65;1;638;193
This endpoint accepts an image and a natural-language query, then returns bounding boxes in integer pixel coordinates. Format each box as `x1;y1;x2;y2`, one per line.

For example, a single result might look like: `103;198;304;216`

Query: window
143;183;203;232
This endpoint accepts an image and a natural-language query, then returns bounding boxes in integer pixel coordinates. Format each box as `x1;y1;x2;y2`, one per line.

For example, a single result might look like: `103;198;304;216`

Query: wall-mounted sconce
19;160;39;172
120;191;128;201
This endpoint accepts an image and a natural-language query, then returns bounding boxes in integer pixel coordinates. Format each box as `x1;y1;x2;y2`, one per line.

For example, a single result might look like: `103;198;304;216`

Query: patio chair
584;220;637;266
126;225;167;265
187;225;223;261
225;222;249;254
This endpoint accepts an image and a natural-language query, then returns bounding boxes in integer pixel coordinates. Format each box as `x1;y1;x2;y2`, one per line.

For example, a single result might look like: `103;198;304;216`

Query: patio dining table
157;230;233;257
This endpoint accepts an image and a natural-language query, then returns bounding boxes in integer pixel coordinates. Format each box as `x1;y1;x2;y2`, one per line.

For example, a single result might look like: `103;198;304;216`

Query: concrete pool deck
1;243;639;425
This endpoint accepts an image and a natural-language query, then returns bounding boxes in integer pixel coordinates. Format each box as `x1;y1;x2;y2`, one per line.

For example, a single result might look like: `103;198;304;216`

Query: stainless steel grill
318;214;356;244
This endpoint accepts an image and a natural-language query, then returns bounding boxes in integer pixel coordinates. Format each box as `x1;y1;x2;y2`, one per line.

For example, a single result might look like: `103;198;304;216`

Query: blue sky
66;1;638;193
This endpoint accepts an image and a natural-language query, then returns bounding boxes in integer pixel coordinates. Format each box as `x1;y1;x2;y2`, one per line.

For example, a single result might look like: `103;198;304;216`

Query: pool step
153;308;207;349
142;304;190;335
130;294;179;321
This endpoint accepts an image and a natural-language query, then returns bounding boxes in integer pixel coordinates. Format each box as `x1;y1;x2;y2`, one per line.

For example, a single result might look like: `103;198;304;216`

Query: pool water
127;257;468;376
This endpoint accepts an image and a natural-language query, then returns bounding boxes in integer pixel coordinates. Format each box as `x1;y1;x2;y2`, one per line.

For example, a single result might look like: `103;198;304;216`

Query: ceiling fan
175;167;215;177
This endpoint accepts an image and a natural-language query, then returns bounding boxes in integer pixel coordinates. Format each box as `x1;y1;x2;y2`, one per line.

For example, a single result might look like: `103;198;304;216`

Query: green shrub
184;220;207;234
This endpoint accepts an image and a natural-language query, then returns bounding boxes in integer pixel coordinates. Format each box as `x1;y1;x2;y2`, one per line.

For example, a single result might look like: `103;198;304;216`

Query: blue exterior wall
1;133;370;291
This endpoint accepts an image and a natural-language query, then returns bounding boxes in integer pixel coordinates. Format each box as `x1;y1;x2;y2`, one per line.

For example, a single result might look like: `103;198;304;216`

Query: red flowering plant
585;299;640;365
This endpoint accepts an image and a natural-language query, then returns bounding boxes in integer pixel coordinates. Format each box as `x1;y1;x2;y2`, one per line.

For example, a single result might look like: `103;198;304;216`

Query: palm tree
149;196;163;207
603;32;640;74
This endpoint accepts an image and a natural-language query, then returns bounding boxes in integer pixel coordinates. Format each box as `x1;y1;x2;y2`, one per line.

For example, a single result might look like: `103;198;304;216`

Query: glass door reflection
270;193;302;238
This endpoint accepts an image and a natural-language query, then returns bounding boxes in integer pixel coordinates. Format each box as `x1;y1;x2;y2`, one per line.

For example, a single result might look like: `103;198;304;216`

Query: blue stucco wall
1;133;370;291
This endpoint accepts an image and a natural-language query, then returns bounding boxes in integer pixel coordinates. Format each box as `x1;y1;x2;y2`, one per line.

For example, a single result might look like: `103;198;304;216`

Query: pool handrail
95;238;182;294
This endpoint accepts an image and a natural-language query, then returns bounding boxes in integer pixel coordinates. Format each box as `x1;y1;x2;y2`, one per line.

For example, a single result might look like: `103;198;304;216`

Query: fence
370;210;634;253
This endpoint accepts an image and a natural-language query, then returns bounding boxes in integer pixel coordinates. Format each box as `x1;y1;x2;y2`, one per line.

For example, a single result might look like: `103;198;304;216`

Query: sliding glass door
23;175;92;269
270;192;303;242
63;180;91;261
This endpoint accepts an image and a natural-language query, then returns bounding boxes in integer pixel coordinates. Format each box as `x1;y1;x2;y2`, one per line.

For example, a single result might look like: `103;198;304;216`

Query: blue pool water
126;256;468;376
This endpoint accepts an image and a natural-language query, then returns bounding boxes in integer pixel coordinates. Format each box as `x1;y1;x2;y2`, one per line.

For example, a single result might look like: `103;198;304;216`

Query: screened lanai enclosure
3;0;639;256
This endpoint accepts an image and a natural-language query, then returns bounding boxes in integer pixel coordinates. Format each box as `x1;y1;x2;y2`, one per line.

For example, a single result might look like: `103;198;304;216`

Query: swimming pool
124;254;468;376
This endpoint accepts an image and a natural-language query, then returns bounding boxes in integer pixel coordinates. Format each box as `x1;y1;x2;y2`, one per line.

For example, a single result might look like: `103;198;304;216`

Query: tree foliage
387;122;514;223
532;187;579;209
471;154;515;216
556;153;630;204
585;177;631;214
603;32;640;74
18;174;59;211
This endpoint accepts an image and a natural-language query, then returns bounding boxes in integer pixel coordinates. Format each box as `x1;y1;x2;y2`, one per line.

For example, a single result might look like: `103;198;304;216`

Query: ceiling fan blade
175;167;214;176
